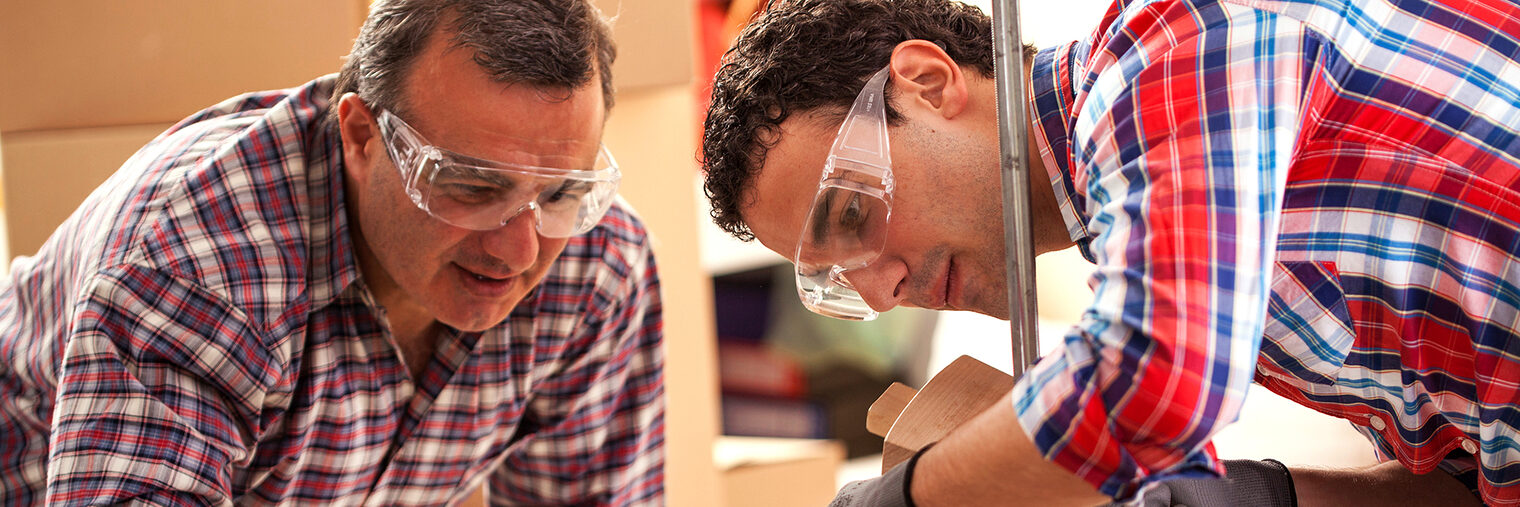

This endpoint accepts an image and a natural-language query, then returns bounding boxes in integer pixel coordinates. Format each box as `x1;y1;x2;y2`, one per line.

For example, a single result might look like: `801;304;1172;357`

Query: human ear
336;92;380;181
887;40;969;119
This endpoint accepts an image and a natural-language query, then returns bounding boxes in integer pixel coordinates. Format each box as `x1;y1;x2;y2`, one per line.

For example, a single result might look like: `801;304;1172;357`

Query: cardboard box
0;1;365;133
717;437;844;507
0;124;170;257
594;0;696;91
0;1;688;135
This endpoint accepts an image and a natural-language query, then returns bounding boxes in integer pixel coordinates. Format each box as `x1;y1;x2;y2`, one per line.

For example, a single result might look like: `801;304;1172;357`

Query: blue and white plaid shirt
1019;0;1520;502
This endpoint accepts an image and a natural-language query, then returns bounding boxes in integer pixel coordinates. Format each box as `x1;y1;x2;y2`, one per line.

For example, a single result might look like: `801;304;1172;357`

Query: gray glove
830;445;932;507
1130;459;1297;507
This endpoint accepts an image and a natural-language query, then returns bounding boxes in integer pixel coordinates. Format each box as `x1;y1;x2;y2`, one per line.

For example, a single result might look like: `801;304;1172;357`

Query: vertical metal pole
991;0;1040;379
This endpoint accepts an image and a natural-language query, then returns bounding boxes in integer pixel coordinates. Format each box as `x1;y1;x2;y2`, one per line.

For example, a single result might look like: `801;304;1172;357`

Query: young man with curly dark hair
701;0;1520;505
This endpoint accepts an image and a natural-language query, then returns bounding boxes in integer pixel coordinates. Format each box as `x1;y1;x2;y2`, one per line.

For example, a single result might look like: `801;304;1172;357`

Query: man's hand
908;391;1108;507
831;445;932;507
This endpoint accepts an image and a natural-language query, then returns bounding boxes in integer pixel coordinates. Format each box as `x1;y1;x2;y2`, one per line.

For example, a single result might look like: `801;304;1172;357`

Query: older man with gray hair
0;1;664;504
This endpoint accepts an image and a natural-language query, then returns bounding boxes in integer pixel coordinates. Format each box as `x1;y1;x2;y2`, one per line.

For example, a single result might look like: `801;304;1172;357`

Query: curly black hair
701;0;1033;241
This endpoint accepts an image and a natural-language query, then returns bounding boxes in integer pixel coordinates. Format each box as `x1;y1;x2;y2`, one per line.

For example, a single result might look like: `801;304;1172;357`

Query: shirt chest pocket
1258;260;1357;385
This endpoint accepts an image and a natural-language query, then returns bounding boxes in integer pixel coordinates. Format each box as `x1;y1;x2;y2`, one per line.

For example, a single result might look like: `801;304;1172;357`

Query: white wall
963;0;1109;49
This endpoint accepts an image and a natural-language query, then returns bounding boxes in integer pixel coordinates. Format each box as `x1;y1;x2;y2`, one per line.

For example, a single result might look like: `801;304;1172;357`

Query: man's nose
841;260;908;312
478;205;541;274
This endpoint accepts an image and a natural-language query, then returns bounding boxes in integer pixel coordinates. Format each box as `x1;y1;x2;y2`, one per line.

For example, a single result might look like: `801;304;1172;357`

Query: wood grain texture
877;355;1015;472
867;382;917;438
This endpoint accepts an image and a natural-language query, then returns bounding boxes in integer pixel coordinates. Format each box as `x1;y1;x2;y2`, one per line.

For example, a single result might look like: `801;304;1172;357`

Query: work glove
1130;459;1297;507
830;445;933;507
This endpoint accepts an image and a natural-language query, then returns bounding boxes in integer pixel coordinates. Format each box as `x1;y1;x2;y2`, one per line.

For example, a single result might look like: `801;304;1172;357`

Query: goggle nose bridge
494;200;543;229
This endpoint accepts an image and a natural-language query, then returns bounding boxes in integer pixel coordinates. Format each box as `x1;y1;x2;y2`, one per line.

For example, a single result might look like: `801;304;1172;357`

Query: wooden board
868;355;1015;472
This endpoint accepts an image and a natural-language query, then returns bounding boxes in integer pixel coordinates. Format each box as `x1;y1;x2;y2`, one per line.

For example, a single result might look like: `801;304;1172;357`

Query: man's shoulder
144;75;338;182
78;76;342;324
562;197;653;272
541;198;657;310
527;197;661;343
591;197;652;247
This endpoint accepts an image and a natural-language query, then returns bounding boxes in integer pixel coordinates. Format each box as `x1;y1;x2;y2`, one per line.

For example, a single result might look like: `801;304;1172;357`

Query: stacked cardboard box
716;436;846;507
0;1;368;258
0;0;697;260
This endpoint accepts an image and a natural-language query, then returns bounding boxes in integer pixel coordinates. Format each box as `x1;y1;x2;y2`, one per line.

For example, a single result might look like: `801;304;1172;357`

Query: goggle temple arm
825;66;893;187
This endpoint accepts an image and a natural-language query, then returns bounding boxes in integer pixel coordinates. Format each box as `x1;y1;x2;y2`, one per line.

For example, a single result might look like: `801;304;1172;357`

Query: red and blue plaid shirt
1018;0;1520;502
0;76;665;506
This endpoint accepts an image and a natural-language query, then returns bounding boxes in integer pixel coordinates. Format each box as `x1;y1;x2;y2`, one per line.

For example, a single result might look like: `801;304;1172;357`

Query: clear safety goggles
793;66;895;321
375;109;621;238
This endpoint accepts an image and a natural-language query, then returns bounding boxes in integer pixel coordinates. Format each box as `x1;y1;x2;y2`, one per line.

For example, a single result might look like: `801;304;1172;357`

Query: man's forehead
401;42;606;167
753;111;838;166
741;114;840;254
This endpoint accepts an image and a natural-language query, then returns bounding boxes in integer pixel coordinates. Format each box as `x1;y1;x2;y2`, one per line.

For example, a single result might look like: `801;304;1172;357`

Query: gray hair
328;0;616;122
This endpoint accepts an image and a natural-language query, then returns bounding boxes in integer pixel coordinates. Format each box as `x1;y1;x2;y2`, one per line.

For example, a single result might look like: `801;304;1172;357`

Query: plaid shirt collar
1029;42;1098;263
296;100;365;310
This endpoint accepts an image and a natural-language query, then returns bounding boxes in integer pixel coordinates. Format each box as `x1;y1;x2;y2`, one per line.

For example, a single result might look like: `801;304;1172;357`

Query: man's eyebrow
554;179;593;192
810;189;833;245
448;163;516;187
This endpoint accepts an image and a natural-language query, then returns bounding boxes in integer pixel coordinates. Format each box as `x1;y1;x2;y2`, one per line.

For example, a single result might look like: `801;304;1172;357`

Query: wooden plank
867;382;916;437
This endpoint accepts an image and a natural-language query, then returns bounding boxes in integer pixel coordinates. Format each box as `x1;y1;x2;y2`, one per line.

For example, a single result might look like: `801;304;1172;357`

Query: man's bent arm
912;390;1108;506
48;267;275;505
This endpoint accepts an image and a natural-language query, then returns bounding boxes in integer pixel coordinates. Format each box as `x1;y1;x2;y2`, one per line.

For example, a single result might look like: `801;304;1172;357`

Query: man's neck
391;314;442;383
362;272;441;382
347;216;443;383
1023;99;1076;256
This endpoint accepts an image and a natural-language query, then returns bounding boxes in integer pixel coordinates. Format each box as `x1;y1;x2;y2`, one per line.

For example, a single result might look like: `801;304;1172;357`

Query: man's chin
437;304;518;333
978;308;1012;320
969;298;1012;320
451;320;504;333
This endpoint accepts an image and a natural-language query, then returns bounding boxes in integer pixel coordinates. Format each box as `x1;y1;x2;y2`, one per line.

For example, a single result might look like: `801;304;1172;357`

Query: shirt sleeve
47;265;281;506
488;235;666;506
1012;0;1308;499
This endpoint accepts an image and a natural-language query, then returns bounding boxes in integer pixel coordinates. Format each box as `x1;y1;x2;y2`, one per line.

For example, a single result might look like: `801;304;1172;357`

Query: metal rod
991;0;1040;379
